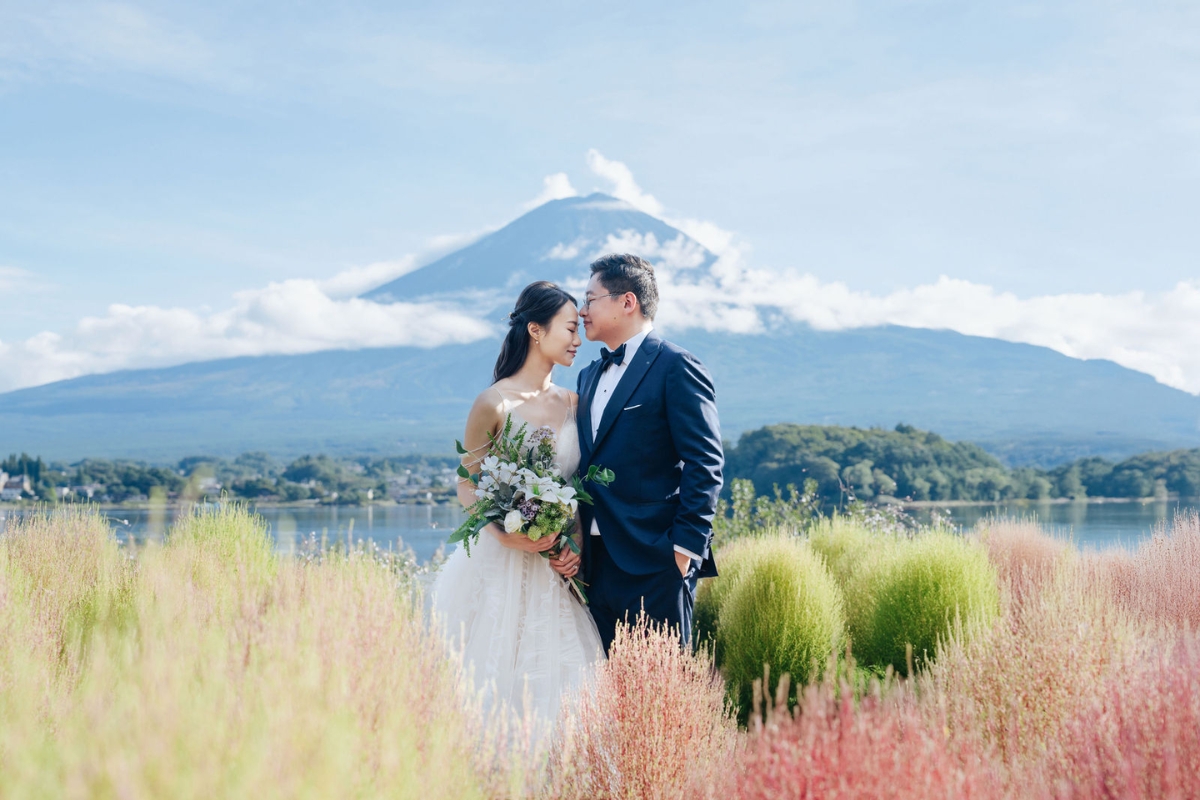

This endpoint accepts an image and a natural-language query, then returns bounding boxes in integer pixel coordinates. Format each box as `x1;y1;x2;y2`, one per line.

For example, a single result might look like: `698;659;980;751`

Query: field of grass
1;505;1198;798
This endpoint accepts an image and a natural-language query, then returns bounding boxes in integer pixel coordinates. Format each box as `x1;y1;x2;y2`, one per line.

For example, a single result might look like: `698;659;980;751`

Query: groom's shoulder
654;335;707;368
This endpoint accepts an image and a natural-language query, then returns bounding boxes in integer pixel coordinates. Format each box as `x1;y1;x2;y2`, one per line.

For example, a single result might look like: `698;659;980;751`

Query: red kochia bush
733;678;1009;800
1120;512;1200;630
552;615;737;799
1050;634;1200;799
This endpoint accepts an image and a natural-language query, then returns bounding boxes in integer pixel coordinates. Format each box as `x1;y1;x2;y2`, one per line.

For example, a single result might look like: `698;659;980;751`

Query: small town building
1;475;33;502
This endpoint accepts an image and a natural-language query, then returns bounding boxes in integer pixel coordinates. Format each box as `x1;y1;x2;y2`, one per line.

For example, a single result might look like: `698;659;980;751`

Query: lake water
906;499;1198;551
93;504;469;563
2;499;1195;561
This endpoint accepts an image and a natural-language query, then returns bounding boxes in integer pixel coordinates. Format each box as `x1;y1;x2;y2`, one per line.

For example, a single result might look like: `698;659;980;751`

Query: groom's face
580;274;621;344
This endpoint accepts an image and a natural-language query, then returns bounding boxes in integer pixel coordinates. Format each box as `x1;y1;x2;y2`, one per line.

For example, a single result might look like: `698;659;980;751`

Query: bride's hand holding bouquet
449;415;613;604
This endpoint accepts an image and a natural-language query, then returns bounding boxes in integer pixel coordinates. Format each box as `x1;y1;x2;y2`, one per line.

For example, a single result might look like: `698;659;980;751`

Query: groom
567;253;723;653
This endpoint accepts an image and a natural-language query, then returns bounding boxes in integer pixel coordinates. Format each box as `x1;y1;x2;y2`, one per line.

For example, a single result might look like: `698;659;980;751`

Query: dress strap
559;396;574;430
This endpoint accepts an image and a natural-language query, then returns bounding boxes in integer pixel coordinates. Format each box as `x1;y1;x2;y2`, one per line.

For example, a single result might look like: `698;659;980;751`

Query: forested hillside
725;424;1200;503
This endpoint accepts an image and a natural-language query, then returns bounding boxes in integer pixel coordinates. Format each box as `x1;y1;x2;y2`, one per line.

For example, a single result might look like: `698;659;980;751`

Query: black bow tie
600;343;627;370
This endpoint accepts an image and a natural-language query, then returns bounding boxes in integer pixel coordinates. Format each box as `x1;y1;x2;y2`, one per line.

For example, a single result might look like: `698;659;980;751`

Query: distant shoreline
894;495;1199;509
5;495;1198;513
0;499;450;512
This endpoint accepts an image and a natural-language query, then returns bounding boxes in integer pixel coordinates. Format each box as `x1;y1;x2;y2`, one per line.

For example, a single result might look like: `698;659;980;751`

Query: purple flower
528;426;556;449
519;499;541;521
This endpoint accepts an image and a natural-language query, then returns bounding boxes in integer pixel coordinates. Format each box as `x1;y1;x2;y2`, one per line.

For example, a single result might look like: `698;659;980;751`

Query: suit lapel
591;332;663;455
580;362;602;456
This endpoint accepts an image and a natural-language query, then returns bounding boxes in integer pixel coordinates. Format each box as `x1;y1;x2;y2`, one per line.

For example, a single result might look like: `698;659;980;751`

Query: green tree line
1;451;457;505
725;423;1200;503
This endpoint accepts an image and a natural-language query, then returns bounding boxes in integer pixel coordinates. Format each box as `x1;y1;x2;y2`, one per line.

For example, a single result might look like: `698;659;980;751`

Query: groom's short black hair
589;253;658;319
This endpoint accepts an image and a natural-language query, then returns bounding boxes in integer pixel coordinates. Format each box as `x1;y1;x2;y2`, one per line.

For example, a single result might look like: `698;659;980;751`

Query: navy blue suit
576;331;723;652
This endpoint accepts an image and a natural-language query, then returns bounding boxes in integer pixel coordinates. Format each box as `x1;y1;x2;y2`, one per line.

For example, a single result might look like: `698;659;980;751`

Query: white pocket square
623;404;643;411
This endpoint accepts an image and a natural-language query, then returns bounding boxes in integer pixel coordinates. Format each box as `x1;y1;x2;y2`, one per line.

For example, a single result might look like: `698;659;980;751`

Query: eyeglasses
580;292;623;312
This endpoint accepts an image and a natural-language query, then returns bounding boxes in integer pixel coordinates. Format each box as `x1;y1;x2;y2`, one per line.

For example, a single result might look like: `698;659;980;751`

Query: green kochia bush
697;534;845;720
839;528;1000;676
694;537;759;657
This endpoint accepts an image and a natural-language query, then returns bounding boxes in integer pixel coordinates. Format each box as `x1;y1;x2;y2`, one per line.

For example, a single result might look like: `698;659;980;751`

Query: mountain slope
3;323;1197;464
3;194;1198;464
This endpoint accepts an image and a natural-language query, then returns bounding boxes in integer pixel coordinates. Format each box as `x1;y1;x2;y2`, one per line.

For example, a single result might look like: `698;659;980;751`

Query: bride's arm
455;390;501;510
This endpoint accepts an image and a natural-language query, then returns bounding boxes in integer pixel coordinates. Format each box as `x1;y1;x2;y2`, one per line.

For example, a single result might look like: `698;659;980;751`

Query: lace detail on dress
430;389;600;729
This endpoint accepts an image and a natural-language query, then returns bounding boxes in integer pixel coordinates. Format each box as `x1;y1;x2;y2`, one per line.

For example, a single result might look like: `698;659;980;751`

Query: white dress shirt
588;326;701;563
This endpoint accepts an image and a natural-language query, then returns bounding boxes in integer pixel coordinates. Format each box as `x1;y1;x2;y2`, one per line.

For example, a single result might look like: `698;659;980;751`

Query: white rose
503;509;525;534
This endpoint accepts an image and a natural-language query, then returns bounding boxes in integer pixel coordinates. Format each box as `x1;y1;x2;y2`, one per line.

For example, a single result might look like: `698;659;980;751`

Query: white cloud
318;257;417;298
425;228;495;255
584;150;745;264
585;150;664;216
592;231;709;272
0;274;494;394
524;172;578;210
544;239;587;260
322;226;498;299
655;267;1200;394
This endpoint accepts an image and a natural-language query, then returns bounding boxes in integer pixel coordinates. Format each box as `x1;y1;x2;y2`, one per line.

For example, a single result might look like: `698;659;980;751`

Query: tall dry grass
6;505;1200;798
549;615;738;800
0;505;487;799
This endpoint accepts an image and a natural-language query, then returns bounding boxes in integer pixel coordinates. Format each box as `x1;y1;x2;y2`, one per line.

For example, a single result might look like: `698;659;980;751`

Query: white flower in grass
504;509;525;533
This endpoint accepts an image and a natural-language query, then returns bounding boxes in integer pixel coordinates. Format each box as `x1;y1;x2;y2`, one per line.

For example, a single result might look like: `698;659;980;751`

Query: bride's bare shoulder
469;384;507;422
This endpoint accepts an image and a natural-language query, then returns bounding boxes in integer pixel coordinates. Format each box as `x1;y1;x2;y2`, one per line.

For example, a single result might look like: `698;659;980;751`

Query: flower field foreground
3;506;1199;798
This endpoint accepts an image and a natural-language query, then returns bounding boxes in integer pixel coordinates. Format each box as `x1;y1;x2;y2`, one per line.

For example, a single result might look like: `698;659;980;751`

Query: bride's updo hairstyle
493;281;578;383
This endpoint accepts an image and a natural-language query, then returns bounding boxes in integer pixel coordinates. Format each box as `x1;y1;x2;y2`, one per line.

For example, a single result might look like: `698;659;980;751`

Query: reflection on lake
3;499;1196;561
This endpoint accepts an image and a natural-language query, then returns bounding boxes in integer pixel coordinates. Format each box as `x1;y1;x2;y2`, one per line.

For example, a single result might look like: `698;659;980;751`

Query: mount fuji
3;194;1199;465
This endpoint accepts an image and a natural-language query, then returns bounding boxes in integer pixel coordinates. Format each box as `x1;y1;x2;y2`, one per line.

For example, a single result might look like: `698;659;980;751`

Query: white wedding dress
431;391;604;726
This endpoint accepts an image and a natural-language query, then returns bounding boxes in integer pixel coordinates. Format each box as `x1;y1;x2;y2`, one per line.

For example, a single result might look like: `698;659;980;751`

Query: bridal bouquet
449;415;614;604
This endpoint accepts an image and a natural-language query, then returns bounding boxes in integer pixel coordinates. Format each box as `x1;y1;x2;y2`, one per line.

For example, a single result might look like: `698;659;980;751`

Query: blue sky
2;0;1199;392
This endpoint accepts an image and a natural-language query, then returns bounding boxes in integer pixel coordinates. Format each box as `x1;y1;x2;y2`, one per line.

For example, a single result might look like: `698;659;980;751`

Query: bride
431;280;604;724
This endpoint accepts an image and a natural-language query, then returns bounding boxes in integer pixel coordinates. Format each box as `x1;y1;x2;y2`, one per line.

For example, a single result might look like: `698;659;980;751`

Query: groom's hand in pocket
674;551;691;577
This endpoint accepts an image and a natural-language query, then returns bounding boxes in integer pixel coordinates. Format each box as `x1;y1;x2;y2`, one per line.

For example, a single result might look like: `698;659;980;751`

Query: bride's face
532;302;582;367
